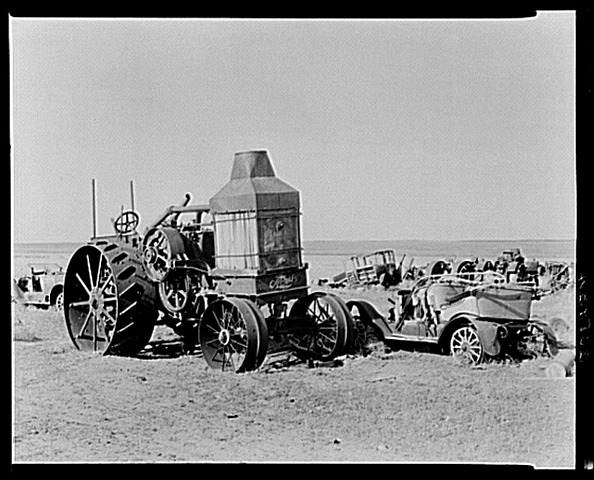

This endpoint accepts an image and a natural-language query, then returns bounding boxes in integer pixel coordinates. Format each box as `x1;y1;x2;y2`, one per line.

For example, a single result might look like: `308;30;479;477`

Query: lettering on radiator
269;274;296;290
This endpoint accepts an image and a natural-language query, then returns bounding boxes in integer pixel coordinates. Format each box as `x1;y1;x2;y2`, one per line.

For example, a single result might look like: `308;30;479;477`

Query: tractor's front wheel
198;298;264;373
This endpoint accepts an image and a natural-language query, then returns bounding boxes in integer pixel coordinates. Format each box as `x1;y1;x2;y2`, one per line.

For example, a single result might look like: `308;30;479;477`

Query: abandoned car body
13;263;65;310
347;273;559;364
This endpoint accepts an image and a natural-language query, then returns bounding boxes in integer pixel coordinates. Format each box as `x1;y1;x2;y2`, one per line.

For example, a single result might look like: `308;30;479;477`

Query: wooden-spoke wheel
449;324;484;365
64;243;157;355
199;298;261;373
288;293;351;361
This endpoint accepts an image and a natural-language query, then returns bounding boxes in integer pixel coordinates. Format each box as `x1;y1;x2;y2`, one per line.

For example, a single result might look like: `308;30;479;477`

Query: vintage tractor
346;272;560;364
63;150;355;372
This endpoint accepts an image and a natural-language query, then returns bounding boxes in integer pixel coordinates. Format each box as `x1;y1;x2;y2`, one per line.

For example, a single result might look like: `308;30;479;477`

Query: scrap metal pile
325;247;573;296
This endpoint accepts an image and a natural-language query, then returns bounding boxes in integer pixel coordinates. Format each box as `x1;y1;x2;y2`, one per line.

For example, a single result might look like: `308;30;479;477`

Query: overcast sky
11;13;575;244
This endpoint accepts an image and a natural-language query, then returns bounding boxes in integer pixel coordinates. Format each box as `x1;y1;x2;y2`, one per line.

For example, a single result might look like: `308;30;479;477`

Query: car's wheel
449;324;483;364
55;291;64;312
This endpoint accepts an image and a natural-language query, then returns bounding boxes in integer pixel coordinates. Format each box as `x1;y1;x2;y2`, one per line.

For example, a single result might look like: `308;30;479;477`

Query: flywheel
63;240;158;355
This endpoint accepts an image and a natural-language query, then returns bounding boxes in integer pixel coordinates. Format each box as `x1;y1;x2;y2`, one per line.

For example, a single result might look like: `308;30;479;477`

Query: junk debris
12;263;65;311
346;272;568;365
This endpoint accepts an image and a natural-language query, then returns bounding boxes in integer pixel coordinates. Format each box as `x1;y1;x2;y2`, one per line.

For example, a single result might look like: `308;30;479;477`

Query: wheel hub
89;288;104;311
218;328;231;346
143;246;157;265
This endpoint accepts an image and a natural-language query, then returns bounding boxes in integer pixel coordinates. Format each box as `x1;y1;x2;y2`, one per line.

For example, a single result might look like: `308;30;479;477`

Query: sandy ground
12;284;576;467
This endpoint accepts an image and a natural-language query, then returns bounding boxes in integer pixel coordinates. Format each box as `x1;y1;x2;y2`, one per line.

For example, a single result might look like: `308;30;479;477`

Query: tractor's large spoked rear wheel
288;292;352;361
64;243;157;355
199;298;263;373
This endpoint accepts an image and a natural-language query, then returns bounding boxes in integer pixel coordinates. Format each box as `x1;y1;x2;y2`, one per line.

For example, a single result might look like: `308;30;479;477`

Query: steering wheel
113;210;140;235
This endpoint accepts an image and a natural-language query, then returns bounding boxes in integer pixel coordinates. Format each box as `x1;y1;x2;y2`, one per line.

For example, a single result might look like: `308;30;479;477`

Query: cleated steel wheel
199;298;261;373
243;299;269;370
64;242;157;355
449;324;484;364
288;292;352;361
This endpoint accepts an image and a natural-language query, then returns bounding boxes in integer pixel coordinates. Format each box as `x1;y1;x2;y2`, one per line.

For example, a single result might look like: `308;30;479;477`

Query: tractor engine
209;149;308;302
140;149;308;315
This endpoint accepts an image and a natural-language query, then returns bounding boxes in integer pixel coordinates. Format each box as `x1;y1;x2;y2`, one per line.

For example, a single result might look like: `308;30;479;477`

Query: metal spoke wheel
288;292;352;361
449;324;484;364
199;298;262;372
64;242;157;355
325;293;356;353
158;271;196;314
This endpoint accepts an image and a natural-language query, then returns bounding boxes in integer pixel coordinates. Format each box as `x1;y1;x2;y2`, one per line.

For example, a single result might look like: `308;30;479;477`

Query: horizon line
13;237;577;246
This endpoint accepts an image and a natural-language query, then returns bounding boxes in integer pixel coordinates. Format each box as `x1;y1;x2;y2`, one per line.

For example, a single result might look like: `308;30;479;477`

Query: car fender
438;314;501;357
472;319;501;357
345;299;393;340
50;284;64;304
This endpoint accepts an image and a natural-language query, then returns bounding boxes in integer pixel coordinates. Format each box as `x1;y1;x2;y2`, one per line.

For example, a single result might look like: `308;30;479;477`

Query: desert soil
12;283;576;467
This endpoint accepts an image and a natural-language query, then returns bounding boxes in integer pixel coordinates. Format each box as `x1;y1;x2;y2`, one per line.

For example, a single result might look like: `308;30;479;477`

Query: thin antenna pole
130;180;135;211
92;178;97;238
